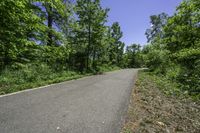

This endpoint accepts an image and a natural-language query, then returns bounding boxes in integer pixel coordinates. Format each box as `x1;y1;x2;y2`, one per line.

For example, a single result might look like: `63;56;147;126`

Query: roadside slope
121;72;200;133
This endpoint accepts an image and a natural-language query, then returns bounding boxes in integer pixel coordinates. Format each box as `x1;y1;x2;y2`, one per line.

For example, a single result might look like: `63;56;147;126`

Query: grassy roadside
0;65;120;95
121;71;200;133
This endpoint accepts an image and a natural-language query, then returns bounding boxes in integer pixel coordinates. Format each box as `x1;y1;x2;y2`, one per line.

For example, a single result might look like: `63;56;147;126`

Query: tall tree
32;0;68;46
75;0;109;70
145;13;168;43
108;22;123;65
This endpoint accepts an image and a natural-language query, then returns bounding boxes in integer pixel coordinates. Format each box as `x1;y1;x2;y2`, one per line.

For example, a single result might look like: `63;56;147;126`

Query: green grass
0;64;120;95
139;70;200;100
141;72;180;95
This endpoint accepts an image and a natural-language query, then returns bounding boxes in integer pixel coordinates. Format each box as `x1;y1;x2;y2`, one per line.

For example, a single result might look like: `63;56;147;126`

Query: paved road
0;69;137;133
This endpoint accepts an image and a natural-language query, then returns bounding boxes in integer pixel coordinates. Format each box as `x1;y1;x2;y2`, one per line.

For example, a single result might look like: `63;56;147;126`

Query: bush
165;64;181;81
145;48;170;74
95;64;120;74
0;63;52;85
177;65;200;95
0;63;82;94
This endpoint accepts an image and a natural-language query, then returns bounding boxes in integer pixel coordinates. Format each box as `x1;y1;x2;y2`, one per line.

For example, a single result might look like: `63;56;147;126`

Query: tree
75;0;109;71
0;0;126;74
143;0;200;95
0;0;42;68
108;22;124;66
31;0;70;46
162;0;200;93
125;44;143;68
145;13;168;43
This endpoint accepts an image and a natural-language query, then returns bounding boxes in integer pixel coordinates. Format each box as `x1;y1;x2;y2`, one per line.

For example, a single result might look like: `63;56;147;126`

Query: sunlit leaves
144;0;200;95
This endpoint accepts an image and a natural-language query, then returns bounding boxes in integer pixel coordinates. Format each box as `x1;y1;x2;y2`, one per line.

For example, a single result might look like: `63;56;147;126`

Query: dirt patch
121;72;200;133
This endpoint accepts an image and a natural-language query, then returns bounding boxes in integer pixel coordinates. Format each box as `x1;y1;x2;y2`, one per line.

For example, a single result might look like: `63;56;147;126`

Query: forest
0;0;199;98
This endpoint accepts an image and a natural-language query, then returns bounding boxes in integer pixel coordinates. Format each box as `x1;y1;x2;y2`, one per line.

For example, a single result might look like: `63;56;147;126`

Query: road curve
0;69;137;133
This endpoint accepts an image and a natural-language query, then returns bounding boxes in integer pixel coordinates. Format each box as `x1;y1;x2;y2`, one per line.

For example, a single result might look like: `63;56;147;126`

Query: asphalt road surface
0;69;137;133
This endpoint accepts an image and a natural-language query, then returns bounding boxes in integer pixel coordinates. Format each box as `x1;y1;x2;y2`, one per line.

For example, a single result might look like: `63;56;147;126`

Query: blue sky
101;0;183;46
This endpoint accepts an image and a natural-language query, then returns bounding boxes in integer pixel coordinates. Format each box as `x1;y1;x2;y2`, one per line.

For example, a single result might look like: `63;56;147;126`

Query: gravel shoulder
121;72;200;133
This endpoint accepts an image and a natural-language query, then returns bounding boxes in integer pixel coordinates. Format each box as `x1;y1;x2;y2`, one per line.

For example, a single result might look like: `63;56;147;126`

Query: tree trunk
46;3;53;46
86;4;91;71
92;46;96;69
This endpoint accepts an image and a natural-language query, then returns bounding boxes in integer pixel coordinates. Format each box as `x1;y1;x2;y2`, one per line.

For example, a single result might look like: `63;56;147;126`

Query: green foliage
97;64;120;74
140;71;181;97
124;44;145;68
108;22;124;66
165;64;181;81
145;13;168;43
0;0;127;94
0;63;88;94
74;0;109;70
144;46;170;74
0;0;41;66
39;45;70;70
1;0;199;98
143;0;200;97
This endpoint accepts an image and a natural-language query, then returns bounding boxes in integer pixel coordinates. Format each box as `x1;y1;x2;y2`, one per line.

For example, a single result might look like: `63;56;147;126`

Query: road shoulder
121;71;200;133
